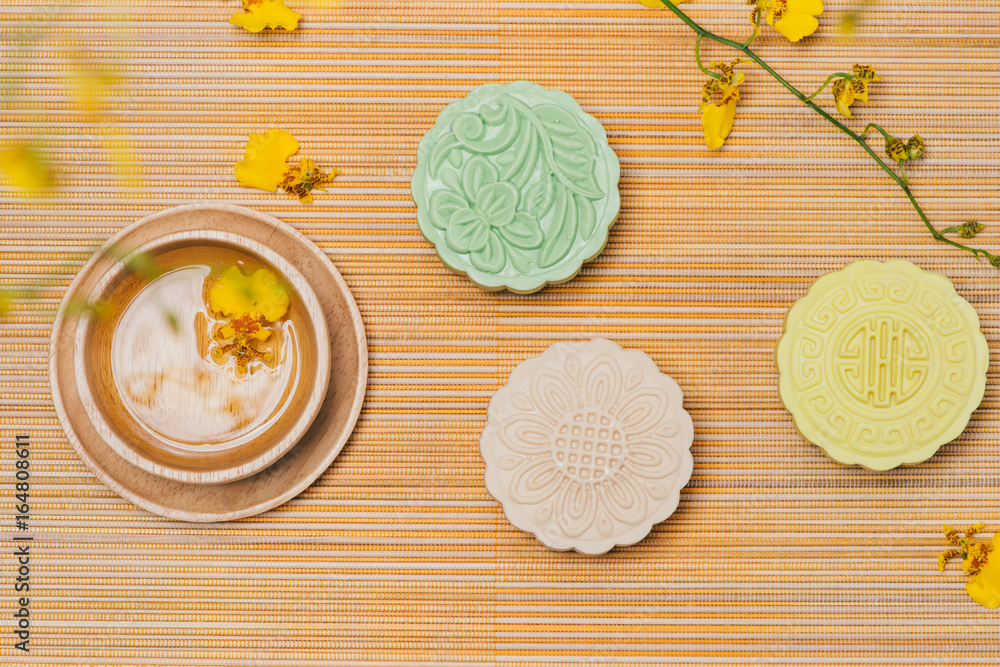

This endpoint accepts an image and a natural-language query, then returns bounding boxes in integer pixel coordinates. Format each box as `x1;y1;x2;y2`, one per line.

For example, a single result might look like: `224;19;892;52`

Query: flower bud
884;136;907;163
906;135;925;159
958;221;985;238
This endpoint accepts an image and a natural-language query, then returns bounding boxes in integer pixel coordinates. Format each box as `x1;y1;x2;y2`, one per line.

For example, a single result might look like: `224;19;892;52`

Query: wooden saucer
50;203;368;521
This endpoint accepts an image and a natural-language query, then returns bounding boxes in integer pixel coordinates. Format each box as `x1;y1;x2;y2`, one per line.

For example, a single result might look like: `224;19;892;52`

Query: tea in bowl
67;227;330;485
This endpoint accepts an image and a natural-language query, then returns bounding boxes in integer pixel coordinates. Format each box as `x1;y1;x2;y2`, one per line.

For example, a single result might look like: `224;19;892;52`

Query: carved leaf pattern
523;172;555;220
537;183;578;268
429;132;462;179
498;212;544;250
533;104;604;199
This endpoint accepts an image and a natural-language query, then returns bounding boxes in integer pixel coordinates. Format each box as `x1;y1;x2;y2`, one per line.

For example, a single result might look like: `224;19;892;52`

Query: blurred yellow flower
940;524;1000;609
70;61;120;117
0;146;53;192
208;266;290;340
699;63;746;150
235;129;338;203
762;0;823;43
230;0;300;33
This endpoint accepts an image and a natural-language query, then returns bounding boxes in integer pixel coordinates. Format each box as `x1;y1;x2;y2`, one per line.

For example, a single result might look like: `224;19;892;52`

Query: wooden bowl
51;205;352;493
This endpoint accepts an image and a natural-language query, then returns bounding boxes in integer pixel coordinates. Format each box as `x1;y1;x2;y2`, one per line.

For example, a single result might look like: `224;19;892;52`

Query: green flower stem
860;122;893;142
694;36;722;80
658;0;997;266
899;185;992;261
859;123;908;185
805;72;854;101
897;161;909;188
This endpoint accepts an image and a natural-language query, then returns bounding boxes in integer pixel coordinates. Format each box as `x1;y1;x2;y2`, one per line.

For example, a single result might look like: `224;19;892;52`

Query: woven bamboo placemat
2;0;999;664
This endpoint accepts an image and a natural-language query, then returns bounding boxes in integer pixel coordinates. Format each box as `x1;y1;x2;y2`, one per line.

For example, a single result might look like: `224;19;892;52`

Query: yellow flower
967;534;1000;609
207;266;290;375
638;0;691;7
208;266;290;342
229;0;300;33
939;524;1000;609
0;145;53;191
831;66;882;119
699;64;746;150
235;129;337;203
280;158;340;205
69;52;120;118
763;0;823;43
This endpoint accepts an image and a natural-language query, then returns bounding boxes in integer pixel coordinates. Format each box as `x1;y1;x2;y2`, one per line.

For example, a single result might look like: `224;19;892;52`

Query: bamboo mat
2;0;1000;664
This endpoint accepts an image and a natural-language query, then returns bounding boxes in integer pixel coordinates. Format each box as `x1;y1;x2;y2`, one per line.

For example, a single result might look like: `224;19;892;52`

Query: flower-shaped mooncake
480;339;695;554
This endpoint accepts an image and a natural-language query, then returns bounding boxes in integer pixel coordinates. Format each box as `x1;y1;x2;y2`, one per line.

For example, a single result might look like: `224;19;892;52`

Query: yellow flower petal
209;266;257;317
772;14;819;42
851;79;870;103
0;146;53;191
247;268;291;322
850;64;882;82
795;0;824;14
767;0;823;43
832;79;855;118
208;265;289;324
701;99;737;150
966;534;1000;609
234;129;298;192
219;318;272;342
229;0;300;33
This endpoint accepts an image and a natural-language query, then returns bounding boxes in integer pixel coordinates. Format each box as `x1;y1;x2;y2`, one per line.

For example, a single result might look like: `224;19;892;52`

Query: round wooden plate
50;203;368;522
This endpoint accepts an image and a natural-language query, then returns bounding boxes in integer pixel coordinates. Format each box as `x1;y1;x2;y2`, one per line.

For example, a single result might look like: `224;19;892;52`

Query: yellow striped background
2;0;999;664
